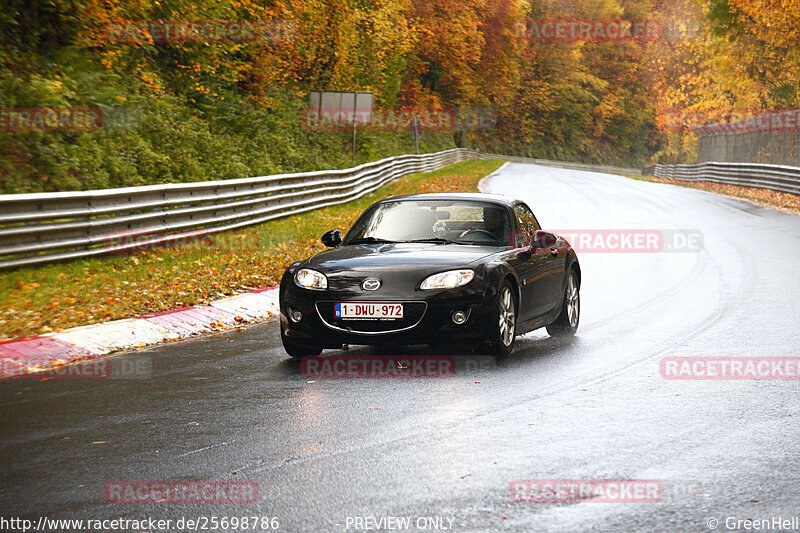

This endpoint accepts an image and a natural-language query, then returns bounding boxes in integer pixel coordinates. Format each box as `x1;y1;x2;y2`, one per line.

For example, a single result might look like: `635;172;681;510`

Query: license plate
335;302;404;319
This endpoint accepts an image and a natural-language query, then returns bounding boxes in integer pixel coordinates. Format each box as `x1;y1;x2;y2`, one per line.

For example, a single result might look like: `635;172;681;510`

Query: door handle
549;248;558;257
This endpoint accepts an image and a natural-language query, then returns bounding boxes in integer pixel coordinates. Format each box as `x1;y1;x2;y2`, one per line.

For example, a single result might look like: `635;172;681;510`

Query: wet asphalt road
2;162;800;532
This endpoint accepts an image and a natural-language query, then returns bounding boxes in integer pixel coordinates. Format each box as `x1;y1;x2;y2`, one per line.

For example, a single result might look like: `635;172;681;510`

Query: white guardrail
2;150;796;270
654;162;800;196
0;149;477;269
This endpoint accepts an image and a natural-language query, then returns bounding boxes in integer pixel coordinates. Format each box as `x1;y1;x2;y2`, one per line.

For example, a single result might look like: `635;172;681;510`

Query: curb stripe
1;286;280;378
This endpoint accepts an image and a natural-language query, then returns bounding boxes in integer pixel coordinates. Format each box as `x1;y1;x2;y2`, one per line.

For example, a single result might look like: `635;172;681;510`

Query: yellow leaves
13;280;40;292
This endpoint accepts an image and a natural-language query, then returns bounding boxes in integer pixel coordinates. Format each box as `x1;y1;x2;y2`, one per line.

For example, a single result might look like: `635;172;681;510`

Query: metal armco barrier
0;149;475;269
654;162;800;196
4;148;745;271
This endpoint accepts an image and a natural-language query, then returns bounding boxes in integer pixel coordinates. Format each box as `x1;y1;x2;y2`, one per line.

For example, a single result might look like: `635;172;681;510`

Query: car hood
303;243;497;272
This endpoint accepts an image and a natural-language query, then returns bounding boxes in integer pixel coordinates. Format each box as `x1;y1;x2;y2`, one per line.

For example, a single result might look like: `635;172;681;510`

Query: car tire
488;280;517;358
546;269;580;337
281;330;323;359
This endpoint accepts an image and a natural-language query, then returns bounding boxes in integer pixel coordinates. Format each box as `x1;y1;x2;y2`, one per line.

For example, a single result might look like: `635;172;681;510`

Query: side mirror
530;230;557;251
321;229;342;247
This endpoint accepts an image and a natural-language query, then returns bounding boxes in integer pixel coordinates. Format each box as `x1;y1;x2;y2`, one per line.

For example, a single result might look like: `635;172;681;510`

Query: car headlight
420;269;475;290
295;268;328;290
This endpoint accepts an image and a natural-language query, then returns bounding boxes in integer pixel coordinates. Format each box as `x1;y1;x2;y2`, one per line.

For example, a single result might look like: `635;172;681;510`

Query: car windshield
343;200;511;246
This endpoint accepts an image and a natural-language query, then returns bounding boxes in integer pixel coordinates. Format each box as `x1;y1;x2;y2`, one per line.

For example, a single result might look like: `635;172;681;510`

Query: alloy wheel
498;286;516;346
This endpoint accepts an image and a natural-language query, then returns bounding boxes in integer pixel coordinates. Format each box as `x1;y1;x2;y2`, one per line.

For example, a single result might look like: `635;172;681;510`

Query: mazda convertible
279;193;580;357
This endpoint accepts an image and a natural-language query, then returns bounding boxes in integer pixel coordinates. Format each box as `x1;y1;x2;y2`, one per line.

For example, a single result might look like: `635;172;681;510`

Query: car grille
315;301;427;334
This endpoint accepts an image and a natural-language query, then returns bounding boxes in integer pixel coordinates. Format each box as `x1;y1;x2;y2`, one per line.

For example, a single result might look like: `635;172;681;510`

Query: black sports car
279;193;580;357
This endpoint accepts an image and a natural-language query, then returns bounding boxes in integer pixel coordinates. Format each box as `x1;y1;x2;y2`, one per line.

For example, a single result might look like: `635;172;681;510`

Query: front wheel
487;280;517;357
546;270;580;337
281;330;322;359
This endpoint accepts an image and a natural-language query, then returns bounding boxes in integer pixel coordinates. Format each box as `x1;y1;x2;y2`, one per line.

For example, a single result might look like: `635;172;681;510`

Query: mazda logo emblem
362;278;381;291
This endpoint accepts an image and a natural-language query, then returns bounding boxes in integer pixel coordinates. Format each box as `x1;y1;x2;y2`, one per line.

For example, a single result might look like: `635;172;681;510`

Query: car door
514;203;563;319
512;204;546;321
529;205;567;315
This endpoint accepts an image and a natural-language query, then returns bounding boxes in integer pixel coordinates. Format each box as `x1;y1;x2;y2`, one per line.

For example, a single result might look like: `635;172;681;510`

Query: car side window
513;204;541;246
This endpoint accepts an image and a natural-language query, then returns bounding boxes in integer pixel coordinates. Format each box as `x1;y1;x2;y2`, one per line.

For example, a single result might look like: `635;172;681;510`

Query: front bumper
280;282;497;348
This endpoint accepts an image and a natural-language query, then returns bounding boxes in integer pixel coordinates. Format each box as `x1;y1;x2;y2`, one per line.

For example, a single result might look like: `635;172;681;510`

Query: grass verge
0;159;505;340
624;174;800;215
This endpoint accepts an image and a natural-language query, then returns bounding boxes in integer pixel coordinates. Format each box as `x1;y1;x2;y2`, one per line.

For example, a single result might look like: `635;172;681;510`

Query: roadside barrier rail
8;148;791;270
0;149;472;269
654;162;800;195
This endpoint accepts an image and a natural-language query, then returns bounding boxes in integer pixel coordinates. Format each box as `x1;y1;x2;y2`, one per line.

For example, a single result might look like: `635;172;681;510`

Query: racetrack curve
2;162;799;532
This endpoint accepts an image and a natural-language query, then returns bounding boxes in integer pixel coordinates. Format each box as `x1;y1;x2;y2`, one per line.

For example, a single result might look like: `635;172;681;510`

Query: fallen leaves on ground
640;176;800;214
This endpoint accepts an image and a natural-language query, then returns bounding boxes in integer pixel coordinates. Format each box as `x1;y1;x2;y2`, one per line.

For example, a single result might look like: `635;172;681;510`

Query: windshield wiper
402;238;468;245
346;237;398;245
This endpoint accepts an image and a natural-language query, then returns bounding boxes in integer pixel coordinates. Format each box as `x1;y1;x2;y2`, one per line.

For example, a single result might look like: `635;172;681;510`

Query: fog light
290;309;303;323
451;310;467;325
